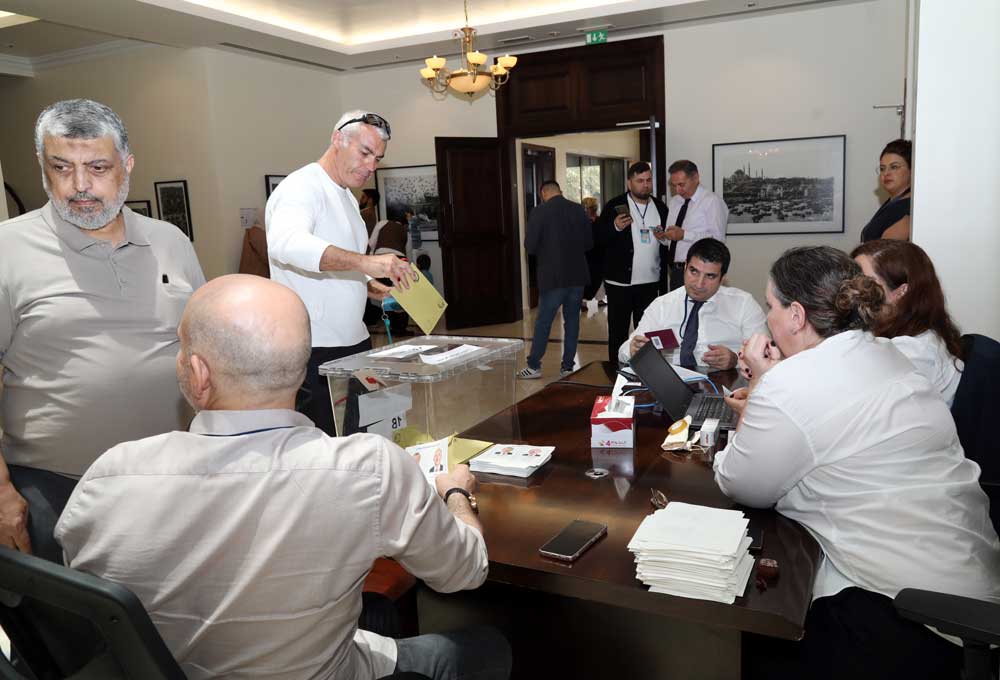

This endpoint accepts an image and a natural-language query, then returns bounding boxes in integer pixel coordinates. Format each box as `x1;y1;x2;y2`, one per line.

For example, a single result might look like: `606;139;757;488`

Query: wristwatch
443;487;478;513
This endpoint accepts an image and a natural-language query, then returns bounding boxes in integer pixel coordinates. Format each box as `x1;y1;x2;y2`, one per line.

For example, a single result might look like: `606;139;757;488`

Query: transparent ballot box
318;336;523;442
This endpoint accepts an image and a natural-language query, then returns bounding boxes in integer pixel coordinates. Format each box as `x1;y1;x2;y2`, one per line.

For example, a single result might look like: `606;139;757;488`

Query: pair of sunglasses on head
337;113;391;139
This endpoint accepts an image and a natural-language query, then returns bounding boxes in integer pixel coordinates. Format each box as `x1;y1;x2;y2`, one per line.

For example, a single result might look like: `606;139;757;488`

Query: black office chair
0;546;185;679
894;333;1000;680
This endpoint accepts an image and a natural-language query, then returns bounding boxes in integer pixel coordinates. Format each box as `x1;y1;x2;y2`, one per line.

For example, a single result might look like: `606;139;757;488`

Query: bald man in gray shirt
57;274;511;680
0;99;205;562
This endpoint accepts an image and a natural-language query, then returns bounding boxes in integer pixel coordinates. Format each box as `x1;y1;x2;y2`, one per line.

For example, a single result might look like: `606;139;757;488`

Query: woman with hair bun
715;246;999;680
860;138;912;242
851;239;963;405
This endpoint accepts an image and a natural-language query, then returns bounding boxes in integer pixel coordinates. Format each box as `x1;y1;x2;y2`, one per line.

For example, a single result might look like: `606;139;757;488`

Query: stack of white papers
627;502;754;604
469;444;554;478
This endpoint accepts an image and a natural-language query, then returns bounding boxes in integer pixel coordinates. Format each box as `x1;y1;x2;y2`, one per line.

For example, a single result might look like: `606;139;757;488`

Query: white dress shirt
714;331;1000;605
891;330;964;407
618;285;768;365
266;163;370;348
666;185;729;263
56;409;488;680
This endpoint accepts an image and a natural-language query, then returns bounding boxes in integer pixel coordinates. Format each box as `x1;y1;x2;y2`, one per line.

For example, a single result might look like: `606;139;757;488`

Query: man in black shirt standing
595;162;670;365
518;181;593;379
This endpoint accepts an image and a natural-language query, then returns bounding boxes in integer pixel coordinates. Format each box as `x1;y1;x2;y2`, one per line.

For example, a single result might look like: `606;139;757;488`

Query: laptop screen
628;342;696;421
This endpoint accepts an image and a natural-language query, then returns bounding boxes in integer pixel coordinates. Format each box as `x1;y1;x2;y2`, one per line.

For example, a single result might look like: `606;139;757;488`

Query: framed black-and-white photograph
713;135;845;235
154;180;194;241
125;199;152;217
374;165;440;231
265;174;286;198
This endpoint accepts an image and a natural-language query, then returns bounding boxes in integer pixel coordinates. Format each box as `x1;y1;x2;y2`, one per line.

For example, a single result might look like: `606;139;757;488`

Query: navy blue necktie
679;299;704;369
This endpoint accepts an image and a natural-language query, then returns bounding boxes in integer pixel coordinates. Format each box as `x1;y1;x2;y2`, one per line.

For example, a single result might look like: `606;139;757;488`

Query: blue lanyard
628;193;651;224
198;425;295;437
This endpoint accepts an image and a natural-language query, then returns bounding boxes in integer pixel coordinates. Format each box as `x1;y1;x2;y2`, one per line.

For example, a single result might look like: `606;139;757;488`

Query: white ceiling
0;0;844;72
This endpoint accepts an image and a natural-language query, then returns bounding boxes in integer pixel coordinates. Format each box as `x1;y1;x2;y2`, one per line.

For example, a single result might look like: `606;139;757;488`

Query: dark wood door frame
495;36;666;322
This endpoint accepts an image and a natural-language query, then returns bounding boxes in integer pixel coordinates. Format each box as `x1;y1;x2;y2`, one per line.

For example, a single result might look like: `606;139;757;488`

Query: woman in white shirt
715;246;999;680
851;239;964;405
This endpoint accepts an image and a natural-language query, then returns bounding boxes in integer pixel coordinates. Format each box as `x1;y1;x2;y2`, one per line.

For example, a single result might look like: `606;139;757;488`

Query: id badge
640;228;651;244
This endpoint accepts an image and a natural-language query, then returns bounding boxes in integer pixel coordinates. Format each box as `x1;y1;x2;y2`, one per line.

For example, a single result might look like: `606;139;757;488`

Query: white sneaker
560;368;575;377
516;366;543;380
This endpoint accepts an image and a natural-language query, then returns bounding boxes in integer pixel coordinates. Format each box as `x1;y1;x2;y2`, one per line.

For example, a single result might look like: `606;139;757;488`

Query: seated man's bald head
178;275;311;409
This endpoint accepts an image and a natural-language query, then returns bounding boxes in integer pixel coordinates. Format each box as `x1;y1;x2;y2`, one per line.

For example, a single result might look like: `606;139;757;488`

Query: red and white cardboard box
590;395;635;449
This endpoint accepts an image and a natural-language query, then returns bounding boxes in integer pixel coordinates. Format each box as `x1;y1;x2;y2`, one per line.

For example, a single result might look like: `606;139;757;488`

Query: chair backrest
952;333;1000;532
0;547;185;680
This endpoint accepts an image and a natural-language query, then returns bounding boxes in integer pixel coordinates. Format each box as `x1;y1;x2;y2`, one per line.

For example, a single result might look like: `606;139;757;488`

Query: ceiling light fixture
419;0;517;98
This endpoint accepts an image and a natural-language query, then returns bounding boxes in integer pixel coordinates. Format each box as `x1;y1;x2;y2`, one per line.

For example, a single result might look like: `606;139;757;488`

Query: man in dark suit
518;181;593;379
594;161;670;365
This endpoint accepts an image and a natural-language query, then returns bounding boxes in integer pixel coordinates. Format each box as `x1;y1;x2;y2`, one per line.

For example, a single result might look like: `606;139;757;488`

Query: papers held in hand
390;263;447;335
627;502;754;604
470;444;554;478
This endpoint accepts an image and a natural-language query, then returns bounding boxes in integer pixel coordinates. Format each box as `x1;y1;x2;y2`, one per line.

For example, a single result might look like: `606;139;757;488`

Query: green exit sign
585;30;607;45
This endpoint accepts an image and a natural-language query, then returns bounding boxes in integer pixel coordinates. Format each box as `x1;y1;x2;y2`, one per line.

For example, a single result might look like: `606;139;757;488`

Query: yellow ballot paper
391;264;447;335
450;438;494;466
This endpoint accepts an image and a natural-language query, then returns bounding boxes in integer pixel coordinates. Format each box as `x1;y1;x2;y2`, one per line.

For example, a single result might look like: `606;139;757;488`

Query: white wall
910;0;1000;338
662;0;907;300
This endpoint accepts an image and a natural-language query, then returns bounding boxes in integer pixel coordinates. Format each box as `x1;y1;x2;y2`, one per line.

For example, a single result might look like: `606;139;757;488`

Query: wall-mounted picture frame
154;180;194;241
712;135;845;235
124;199;152;217
374;164;440;232
265;174;286;198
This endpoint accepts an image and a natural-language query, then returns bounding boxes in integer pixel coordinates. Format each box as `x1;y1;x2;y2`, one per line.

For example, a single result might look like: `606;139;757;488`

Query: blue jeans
392;625;512;680
527;286;584;372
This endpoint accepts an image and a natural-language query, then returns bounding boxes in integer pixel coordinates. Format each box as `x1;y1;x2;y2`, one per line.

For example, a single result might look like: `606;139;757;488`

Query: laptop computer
627;341;738;430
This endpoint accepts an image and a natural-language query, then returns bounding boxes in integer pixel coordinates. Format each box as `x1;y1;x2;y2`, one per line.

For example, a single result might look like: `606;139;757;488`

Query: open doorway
516;128;641;343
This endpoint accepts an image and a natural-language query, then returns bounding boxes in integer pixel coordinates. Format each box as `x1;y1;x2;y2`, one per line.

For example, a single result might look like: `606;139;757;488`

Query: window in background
565;154;627;208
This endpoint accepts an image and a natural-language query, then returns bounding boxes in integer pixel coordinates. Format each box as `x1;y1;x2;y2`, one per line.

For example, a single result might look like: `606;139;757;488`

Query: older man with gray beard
0;98;205;562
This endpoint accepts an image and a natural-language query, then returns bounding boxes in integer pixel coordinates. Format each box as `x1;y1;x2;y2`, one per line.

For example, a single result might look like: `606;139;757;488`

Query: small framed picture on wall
124;199;152;217
154;180;194;241
265;174;286;198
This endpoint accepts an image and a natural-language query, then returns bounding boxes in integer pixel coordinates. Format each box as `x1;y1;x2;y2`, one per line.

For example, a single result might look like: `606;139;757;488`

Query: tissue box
590;395;635;448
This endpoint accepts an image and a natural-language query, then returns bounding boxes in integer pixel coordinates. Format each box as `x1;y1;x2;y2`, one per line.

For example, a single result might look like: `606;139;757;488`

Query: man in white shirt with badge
266;110;413;435
620;238;767;369
662;160;729;292
595;161;671;365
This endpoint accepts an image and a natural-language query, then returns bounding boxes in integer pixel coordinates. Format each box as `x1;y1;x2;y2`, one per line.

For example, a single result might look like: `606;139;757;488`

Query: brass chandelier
419;0;517;97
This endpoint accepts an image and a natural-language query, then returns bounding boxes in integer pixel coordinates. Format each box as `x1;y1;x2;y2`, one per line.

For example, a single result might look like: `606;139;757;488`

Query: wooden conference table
417;361;821;680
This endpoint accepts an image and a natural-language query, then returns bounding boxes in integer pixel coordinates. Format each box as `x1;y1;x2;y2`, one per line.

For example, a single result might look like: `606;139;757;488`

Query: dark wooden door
435;137;519;329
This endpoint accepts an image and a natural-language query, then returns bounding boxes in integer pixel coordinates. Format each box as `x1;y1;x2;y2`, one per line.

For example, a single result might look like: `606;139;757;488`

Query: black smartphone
539;520;607;562
614;204;629;217
749;526;764;554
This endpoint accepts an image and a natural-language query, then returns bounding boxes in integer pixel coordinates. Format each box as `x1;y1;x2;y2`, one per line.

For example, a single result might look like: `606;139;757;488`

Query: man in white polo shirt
0;99;205;562
620;238;767;370
266;110;413;435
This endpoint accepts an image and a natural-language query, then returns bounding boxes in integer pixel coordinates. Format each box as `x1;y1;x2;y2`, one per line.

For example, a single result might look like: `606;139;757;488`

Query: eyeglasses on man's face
337;113;391;140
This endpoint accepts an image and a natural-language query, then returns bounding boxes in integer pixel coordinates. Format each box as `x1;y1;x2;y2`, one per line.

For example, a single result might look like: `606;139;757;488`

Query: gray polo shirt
0;203;205;476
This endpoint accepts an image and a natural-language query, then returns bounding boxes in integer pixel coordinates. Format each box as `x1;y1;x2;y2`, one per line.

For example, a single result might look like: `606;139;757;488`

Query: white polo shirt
266;163;369;348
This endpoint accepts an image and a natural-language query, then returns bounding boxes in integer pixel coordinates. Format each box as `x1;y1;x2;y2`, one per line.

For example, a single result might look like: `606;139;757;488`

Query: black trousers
7;465;79;564
298;339;372;436
667;261;686;293
605;281;660;365
744;587;963;680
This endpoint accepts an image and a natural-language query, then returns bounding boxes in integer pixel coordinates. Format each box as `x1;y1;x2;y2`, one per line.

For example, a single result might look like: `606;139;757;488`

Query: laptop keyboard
692;396;736;427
